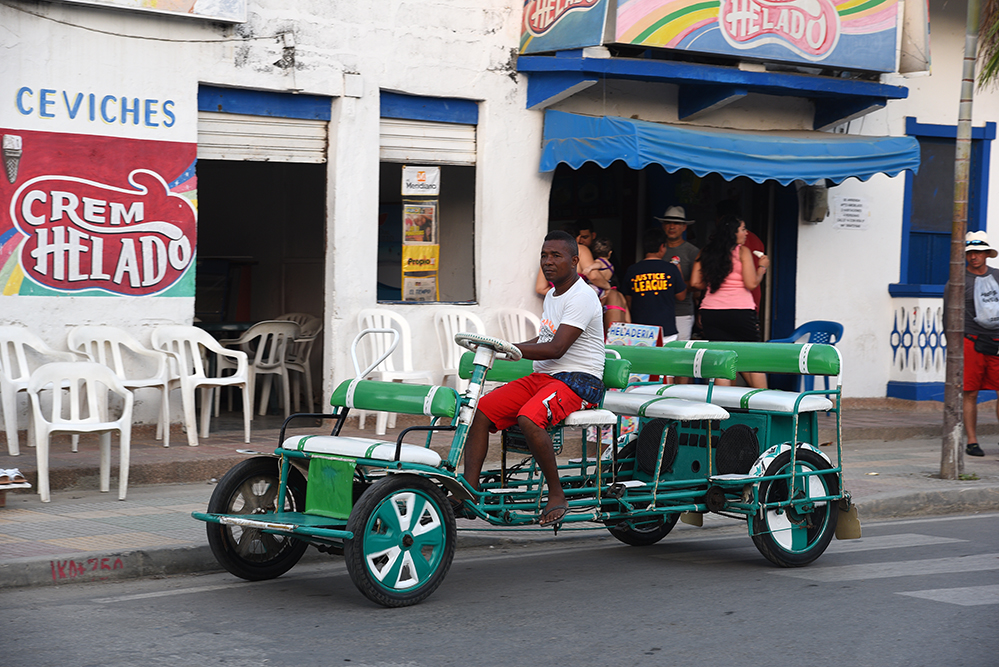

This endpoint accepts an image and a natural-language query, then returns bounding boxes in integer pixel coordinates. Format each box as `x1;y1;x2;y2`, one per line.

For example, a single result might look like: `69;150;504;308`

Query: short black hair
545;229;578;256
642;227;667;255
561;219;594;237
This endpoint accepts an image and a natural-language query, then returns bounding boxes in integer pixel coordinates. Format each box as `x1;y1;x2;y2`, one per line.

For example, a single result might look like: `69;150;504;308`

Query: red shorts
964;337;999;391
477;373;587;431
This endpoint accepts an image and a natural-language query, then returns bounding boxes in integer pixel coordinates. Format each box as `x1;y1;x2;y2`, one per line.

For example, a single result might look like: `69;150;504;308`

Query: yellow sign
401;244;439;301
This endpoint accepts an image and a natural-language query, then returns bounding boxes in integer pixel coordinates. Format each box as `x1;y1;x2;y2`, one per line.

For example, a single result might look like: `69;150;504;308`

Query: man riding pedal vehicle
461;230;606;526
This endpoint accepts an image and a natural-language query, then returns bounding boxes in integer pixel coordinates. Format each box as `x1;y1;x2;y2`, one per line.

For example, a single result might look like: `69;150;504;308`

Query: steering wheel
454;332;523;362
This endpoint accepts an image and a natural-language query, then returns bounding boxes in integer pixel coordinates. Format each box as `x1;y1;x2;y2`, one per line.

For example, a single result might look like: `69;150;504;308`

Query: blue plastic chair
768;321;844;391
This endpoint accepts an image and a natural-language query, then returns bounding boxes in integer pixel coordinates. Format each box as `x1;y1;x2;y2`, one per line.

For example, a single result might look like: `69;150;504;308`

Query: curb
5;487;999;592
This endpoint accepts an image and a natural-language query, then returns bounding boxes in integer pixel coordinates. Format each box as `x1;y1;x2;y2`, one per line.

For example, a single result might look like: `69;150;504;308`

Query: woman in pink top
689;215;770;388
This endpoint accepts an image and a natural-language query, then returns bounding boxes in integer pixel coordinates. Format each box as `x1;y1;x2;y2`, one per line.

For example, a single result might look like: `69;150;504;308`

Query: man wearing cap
657;206;700;340
961;231;999;457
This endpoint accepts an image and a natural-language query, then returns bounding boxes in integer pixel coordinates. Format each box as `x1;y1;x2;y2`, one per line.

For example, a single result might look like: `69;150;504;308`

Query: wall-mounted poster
0;128;197;296
402;166;440;197
49;0;246;22
401;244;439;302
615;0;900;72
403;203;437;245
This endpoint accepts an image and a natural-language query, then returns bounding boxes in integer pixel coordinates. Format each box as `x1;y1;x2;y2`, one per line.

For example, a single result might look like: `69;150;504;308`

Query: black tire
206;457;309;581
606;513;679;546
344;475;456;608
751;448;839;567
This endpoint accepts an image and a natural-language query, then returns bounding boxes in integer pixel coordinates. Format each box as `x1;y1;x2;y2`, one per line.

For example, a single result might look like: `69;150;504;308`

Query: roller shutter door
197;111;328;163
379;118;476;165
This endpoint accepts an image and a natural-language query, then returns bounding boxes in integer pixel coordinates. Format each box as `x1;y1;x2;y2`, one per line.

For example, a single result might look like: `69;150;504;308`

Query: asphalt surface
1;401;998;590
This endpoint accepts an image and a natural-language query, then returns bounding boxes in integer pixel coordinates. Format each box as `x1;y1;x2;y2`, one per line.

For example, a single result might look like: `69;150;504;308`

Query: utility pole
942;0;982;479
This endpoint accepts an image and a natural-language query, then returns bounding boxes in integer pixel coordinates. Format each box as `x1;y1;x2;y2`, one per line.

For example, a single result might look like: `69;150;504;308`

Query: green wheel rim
361;489;447;592
762;462;832;553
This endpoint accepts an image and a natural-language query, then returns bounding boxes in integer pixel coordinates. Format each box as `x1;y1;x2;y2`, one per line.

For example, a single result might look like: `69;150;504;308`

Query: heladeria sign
522;0;900;73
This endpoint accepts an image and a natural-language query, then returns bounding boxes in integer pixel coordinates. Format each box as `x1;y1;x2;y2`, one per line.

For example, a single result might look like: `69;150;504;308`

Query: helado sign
719;0;840;60
11;170;195;295
0;128;197;297
524;0;600;35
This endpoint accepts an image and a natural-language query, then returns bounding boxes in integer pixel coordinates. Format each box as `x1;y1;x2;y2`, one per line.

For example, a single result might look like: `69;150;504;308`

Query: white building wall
5;0;999;422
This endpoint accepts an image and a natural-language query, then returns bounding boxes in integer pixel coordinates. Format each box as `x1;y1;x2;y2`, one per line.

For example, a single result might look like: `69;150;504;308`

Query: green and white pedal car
194;329;858;607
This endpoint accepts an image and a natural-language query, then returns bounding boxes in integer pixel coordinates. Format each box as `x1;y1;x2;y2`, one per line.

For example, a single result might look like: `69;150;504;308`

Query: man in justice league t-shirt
622;227;687;340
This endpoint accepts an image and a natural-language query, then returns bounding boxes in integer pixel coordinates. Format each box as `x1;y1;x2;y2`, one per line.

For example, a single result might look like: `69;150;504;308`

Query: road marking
861;513;999;528
825;533;965;553
899;584;999;606
770;553;999;582
93;583;244;603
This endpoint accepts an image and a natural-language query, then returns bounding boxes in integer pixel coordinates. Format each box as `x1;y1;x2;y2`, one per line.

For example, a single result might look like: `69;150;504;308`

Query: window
377;92;478;303
890;118;995;297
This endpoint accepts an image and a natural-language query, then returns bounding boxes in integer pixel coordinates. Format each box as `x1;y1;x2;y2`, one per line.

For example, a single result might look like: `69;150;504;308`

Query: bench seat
328;379;458;419
602;392;730;421
628;384;833;414
563;408;619;426
282;435;442;467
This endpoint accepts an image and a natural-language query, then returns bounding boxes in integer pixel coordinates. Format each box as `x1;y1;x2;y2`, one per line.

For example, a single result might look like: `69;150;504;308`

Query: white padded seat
628;384;833;414
602;392;730;421
282;435;442;467
563;408;619;426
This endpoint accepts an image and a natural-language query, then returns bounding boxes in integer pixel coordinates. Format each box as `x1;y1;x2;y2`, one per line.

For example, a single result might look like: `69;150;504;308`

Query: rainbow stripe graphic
616;0;897;48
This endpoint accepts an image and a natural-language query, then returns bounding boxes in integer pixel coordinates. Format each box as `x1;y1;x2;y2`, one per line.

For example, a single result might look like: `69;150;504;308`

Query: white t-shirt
533;277;606;379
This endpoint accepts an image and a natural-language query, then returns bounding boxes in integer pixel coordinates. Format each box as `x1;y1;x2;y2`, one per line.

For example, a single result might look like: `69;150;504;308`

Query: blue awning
540;110;920;185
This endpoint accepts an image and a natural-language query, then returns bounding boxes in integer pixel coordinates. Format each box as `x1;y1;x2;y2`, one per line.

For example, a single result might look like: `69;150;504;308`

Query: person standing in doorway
689;215;768;388
622;227;686;342
716;199;765;312
960;231;999;457
656;206;699;340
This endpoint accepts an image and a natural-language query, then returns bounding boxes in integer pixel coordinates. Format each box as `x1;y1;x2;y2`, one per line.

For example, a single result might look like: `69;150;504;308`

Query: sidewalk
2;399;998;590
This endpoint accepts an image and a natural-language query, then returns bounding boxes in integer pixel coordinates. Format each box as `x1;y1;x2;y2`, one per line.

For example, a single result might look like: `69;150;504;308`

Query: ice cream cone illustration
3;135;22;184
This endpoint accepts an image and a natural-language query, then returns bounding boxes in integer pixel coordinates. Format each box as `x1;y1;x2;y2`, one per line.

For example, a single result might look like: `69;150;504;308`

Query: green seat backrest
329;379;457;418
662;341;841;376
458;352;632;389
606;345;738;381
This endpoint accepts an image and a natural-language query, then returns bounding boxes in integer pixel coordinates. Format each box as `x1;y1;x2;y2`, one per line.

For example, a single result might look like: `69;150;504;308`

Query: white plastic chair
434;309;487;392
217;320;300;419
278;313;323;413
0;326;79;456
28;362;133;502
496;308;541;344
355;309;436;435
151;326;251;447
67;326;174;448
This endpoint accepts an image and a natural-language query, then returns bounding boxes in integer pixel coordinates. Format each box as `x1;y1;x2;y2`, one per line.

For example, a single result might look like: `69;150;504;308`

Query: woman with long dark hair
689;214;769;388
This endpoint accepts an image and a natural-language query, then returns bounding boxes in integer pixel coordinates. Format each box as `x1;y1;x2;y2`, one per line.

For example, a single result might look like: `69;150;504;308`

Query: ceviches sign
522;0;899;73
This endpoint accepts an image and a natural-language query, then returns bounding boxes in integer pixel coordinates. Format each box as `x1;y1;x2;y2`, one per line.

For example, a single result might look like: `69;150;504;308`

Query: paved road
4;513;998;667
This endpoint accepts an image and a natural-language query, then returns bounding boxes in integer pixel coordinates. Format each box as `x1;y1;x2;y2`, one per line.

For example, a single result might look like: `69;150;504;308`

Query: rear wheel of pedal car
751;449;839;567
606;513;679;546
344;474;456;608
206;457;309;581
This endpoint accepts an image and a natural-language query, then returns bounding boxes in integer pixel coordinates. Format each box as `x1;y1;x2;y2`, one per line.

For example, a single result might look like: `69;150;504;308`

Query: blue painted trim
771;184;799;338
526;73;598;110
888;284;945;297
380;91;478;125
887;381;996;403
519;54;909;101
905;117;997;140
898;166;915;285
677;86;747;120
814;98;885;131
198;84;331;120
974;135;992;231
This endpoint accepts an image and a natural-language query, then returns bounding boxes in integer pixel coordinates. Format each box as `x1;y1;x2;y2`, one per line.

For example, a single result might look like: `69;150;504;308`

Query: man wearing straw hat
961;231;999;457
656;205;699;340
